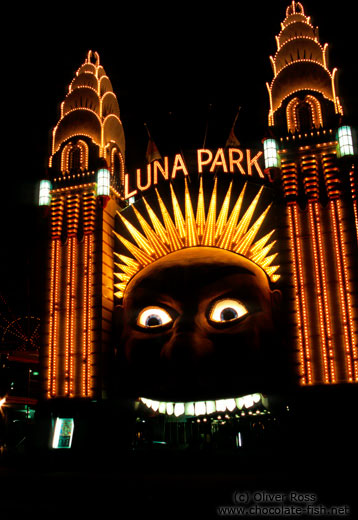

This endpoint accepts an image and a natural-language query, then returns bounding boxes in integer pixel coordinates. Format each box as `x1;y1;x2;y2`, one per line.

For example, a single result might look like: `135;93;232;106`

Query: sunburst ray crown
114;179;280;298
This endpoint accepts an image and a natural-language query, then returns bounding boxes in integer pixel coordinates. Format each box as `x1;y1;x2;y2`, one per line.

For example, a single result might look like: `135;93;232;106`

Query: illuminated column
47;196;64;397
65;193;80;396
281;158;312;384
322;153;358;382
82;191;96;397
302;155;335;383
349;165;358;246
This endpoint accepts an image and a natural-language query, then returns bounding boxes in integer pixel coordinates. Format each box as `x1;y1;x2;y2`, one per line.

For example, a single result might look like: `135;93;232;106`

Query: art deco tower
265;2;358;386
39;51;125;401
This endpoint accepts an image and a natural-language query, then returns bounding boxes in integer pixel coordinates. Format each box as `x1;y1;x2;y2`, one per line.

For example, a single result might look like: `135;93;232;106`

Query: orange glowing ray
184;178;199;247
215;181;233;240
217;183;246;250
142;197;169;245
156;188;183;251
196;176;206;237
114;180;280;298
202;178;218;246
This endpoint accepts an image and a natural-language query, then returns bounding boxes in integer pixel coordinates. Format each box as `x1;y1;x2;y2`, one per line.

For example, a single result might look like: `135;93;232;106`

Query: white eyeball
209;299;248;323
137;307;173;328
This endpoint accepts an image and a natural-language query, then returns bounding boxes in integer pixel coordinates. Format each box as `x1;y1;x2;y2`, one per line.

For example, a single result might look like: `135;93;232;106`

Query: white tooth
151;400;160;412
226;398;236;412
185;402;195;416
195;401;206;416
166;403;174;415
243;395;255;408
253;393;261;404
236;397;244;410
159;402;166;414
216;399;227;412
174;403;185;417
206;401;216;414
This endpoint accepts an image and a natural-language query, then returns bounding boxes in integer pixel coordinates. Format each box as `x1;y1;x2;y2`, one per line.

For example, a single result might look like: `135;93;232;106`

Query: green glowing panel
97;168;110;196
52;418;74;449
39;180;52;206
337;126;354;157
263;139;279;169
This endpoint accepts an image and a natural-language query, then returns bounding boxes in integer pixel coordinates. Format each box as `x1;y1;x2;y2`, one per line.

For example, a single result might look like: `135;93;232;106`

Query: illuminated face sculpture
114;179;285;405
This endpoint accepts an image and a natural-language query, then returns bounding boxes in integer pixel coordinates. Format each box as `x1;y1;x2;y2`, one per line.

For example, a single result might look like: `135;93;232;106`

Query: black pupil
220;307;238;321
146;314;162;327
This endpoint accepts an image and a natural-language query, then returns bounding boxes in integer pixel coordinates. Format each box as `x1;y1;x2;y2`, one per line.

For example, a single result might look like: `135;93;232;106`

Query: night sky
1;0;356;319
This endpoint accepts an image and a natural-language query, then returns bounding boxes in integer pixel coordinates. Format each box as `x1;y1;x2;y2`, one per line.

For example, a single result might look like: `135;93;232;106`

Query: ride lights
38;179;52;206
337;125;354;158
263;138;280;169
96;167;111;196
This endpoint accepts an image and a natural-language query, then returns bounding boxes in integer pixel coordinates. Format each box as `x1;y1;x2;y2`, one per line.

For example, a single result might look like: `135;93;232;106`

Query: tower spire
266;3;343;133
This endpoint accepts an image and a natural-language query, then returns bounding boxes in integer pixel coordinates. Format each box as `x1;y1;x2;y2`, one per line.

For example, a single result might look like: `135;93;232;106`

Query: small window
337;126;354;157
68;146;82;170
39;180;52;206
263;139;280;168
97;168;110;196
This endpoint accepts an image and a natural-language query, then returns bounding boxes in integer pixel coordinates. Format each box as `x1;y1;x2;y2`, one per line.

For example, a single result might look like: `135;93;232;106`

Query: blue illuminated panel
52;418;74;449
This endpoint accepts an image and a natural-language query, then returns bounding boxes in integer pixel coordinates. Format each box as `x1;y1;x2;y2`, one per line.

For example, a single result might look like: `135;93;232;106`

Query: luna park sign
124;148;268;199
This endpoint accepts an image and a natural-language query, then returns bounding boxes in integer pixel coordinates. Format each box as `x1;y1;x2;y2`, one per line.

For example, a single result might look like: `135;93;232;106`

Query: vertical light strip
64;238;72;396
313;202;335;382
82;233;93;397
47;240;56;397
288;203;312;384
69;238;77;396
308;202;335;383
48;197;64;397
333;199;358;381
82;191;95;398
87;234;93;397
82;234;89;397
350;167;358;246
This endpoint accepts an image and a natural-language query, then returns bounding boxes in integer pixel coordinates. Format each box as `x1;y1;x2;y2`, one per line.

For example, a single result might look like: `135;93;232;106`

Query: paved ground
0;447;356;520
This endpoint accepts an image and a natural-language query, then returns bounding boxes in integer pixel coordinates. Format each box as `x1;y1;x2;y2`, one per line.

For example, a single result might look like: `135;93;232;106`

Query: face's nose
160;315;213;368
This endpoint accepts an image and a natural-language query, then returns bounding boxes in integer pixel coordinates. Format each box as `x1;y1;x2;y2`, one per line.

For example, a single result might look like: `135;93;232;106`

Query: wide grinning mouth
138;393;268;418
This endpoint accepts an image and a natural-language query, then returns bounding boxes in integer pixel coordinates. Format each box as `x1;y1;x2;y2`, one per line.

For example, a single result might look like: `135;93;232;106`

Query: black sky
1;0;356;317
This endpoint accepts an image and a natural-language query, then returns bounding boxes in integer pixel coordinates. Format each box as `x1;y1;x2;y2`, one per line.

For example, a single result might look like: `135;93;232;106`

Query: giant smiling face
116;246;284;403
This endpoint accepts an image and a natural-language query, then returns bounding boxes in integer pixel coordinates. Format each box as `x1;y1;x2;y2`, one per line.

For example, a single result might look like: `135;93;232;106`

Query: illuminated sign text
124;148;266;199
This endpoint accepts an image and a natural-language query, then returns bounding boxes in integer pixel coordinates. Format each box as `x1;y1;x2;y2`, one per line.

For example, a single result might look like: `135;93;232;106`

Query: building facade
37;2;357;451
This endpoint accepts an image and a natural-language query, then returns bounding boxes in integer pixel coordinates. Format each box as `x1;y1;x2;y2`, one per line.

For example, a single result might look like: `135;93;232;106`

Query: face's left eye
137;307;173;329
209;298;248;324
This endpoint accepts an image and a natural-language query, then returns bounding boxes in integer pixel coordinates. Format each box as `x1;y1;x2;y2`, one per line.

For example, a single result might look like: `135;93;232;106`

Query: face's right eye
137;307;173;329
209;298;248;325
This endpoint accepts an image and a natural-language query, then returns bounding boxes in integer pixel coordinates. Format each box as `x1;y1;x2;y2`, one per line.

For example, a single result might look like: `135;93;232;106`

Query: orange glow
288;203;312;384
114;181;280;299
47;240;60;397
197;149;213;173
331;200;358;381
82;233;93;397
228;149;246;176
136;166;151;191
47;196;64;397
209;148;229;173
65;194;80;396
171;153;189;179
349;167;358;246
153;157;169;184
308;202;335;383
246;150;264;178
